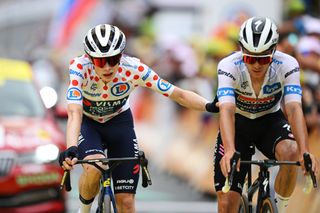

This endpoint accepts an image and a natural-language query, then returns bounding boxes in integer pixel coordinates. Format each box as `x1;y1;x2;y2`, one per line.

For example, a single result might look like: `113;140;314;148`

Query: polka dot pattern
138;66;144;72
72;80;78;86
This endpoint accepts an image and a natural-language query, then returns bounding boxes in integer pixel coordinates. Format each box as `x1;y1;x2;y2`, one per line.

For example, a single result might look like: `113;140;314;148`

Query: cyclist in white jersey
58;24;215;213
212;17;319;213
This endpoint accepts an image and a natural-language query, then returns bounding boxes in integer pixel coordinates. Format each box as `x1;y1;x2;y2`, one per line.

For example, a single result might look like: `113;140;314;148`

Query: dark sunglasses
90;54;122;68
242;53;273;65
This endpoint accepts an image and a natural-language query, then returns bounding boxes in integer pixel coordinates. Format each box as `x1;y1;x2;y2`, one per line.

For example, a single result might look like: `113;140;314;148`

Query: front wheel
259;197;278;213
238;194;249;213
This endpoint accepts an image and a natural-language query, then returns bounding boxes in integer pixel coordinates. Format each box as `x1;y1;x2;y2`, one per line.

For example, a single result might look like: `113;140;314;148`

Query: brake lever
222;151;241;193
303;153;317;188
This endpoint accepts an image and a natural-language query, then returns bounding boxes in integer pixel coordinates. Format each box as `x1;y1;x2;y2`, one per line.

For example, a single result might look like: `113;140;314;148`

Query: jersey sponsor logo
272;58;283;65
241;81;249;89
142;68;151;81
218;69;236;81
284;67;299;78
83;90;101;97
235;89;252;96
122;63;137;69
69;69;84;79
234;59;244;66
157;79;172;91
111;83;130;96
235;91;282;114
82;96;128;116
67;87;82;100
90;83;98;91
217;87;235;98
263;82;281;94
284;85;302;96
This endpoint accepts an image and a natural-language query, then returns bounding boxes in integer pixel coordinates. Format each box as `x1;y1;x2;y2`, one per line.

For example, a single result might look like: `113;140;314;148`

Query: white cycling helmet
83;24;126;58
238;17;279;53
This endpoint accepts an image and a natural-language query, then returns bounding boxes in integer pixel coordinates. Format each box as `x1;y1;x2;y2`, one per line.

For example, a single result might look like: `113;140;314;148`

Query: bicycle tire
238;194;250;213
103;195;112;213
259;197;278;213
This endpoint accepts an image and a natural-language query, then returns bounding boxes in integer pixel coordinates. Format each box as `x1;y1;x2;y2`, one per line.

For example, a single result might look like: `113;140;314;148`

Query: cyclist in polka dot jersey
59;24;216;213
67;54;175;123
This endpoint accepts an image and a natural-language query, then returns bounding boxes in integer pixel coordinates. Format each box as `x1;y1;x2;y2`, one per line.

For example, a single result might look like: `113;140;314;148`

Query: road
66;161;217;213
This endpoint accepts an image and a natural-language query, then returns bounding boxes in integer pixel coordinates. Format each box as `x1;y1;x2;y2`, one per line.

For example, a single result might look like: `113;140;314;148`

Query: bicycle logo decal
103;178;111;187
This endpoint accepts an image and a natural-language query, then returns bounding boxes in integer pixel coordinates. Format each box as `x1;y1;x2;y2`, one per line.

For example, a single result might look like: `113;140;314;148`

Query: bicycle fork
99;172;117;213
246;166;271;213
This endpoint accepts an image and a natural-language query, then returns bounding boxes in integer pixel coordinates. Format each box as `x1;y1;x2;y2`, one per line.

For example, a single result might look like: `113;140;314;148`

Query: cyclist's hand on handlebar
220;151;240;177
59;146;78;170
300;152;319;176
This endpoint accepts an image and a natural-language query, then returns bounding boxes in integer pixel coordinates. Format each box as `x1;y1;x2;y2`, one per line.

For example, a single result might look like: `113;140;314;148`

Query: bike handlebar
59;151;152;192
222;151;317;193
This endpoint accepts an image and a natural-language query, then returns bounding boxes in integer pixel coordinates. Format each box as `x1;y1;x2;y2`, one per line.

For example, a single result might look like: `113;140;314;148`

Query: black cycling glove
205;95;219;113
59;146;78;166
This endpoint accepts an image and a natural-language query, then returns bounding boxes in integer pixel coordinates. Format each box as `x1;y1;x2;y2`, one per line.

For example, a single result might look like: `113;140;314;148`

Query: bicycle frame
224;150;317;213
60;151;152;213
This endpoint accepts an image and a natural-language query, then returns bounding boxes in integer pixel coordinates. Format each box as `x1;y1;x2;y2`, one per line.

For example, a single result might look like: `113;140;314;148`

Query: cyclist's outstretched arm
219;102;237;177
168;86;209;111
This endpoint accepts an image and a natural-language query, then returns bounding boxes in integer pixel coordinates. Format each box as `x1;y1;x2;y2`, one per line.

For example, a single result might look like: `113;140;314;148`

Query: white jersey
66;54;175;123
217;51;302;119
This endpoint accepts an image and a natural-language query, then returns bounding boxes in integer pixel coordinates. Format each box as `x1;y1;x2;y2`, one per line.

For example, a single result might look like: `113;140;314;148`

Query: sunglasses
90;54;122;68
242;53;273;65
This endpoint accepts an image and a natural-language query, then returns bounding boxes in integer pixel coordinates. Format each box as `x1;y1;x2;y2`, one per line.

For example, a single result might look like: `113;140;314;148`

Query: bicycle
60;150;152;213
222;147;318;213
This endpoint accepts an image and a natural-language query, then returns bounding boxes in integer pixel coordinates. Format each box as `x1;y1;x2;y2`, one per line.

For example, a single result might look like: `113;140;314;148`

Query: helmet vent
114;33;124;50
243;26;247;43
101;24;106;37
85;36;95;52
265;29;272;45
253;33;261;47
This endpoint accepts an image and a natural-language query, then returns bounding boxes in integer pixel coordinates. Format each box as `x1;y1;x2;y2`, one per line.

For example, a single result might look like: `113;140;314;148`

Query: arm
284;102;309;154
219;103;237;177
285;102;319;175
66;103;83;148
60;103;82;170
168;86;209;111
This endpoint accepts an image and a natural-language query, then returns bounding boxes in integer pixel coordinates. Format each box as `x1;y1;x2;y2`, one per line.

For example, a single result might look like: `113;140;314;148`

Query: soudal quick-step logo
111;83;130;96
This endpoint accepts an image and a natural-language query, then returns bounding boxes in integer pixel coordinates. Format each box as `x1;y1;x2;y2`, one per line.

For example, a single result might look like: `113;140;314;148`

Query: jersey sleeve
216;57;237;105
282;56;302;104
131;59;175;97
66;57;85;106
